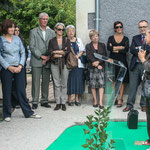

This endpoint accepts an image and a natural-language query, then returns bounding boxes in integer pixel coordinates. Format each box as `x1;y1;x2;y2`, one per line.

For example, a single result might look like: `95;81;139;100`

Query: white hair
54;22;65;29
38;12;49;19
66;25;76;33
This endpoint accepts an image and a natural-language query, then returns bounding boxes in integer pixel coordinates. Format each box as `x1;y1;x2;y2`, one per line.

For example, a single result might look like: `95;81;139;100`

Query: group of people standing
0;11;149;124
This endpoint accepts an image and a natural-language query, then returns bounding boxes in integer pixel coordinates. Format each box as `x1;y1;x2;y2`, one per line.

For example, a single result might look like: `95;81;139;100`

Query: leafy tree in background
0;0;76;43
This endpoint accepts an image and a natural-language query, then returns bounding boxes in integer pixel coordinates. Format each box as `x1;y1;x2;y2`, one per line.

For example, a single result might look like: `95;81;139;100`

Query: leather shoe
32;104;38;109
75;101;81;106
68;102;74;106
41;103;51;108
141;106;146;112
62;104;66;111
123;106;132;112
54;104;61;111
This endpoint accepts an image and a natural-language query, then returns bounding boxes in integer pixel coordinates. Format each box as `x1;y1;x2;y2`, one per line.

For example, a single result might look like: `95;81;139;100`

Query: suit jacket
130;34;150;71
29;26;55;68
48;36;71;65
86;42;107;69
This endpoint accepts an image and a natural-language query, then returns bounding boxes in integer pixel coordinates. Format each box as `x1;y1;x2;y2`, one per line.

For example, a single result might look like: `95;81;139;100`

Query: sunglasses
57;28;65;31
115;26;123;29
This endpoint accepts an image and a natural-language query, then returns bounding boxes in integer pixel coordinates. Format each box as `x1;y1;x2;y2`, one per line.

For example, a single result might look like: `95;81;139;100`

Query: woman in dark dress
107;21;129;107
66;25;85;106
86;29;107;109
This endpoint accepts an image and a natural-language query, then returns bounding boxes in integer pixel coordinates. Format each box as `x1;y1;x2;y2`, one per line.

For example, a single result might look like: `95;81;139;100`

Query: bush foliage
0;0;76;43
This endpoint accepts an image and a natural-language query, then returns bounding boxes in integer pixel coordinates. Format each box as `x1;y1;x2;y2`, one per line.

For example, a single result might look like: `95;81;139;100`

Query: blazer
48;36;71;64
130;34;150;71
29;26;55;68
86;42;107;69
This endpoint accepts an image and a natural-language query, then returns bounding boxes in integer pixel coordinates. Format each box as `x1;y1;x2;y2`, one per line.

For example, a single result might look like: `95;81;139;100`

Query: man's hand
40;55;48;60
138;49;146;63
42;60;46;65
41;55;50;64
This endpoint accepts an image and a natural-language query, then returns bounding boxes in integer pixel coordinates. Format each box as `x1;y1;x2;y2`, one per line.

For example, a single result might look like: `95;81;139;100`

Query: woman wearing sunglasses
107;21;129;107
48;23;71;111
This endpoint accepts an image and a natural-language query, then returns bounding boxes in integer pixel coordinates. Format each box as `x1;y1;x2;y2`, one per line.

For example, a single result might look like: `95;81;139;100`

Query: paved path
0;76;146;150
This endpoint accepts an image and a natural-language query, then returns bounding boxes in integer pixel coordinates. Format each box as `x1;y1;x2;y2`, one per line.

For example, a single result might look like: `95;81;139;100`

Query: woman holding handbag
138;29;150;149
66;25;85;106
48;23;71;111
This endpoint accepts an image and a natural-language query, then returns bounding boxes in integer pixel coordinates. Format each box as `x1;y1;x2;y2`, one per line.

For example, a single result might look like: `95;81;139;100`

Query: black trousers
1;68;33;118
146;98;150;140
11;67;27;108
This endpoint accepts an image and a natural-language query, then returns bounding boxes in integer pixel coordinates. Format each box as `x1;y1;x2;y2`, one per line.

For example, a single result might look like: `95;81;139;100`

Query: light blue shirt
0;35;25;69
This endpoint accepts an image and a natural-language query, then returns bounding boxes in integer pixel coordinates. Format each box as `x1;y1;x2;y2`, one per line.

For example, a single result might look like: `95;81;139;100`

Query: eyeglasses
139;26;148;29
57;28;65;31
115;26;123;29
40;18;48;21
15;30;19;32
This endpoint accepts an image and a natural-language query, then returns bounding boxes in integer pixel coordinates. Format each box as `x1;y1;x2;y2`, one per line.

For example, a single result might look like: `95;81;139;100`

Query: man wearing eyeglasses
123;20;150;112
29;12;55;109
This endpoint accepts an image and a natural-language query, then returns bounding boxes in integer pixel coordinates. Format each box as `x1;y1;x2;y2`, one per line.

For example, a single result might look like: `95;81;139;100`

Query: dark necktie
142;36;145;44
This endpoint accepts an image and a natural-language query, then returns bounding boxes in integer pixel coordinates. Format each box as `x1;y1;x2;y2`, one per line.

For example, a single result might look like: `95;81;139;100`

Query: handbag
144;80;150;99
66;47;78;69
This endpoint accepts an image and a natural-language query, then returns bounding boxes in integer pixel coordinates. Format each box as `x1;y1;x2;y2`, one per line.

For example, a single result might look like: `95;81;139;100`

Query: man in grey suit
29;12;55;109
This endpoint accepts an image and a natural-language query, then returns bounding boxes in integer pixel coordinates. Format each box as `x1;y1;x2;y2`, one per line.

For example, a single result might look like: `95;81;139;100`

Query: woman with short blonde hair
86;29;106;109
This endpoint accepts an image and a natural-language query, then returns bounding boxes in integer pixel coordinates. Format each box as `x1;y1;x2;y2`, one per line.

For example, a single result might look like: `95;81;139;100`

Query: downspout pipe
95;0;100;33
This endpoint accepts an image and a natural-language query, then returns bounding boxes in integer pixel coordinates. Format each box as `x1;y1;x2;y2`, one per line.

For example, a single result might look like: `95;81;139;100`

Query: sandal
117;99;123;107
143;140;150;145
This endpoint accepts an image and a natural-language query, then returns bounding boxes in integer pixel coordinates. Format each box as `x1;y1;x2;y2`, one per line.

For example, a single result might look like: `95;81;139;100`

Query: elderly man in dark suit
29;12;55;109
123;20;149;112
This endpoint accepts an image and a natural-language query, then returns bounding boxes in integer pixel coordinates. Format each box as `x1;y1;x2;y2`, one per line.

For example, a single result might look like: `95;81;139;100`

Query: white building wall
76;0;95;45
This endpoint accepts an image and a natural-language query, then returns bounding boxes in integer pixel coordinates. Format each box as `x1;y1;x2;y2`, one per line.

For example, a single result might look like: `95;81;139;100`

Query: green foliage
82;107;115;150
0;0;76;43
